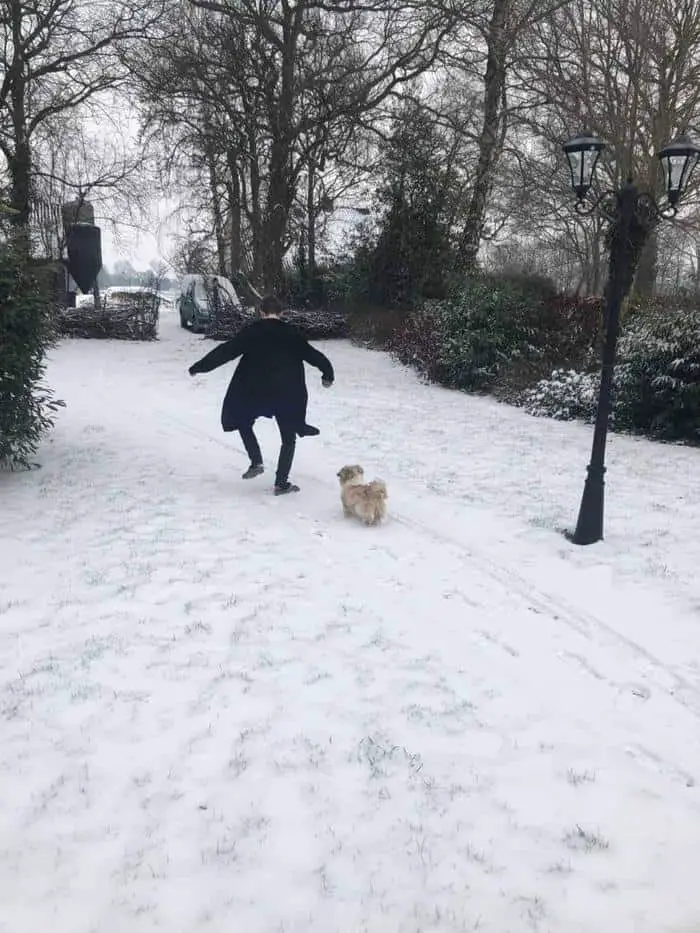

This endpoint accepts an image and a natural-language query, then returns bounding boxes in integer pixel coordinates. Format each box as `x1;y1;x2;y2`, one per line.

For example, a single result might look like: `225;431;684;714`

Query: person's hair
260;294;282;316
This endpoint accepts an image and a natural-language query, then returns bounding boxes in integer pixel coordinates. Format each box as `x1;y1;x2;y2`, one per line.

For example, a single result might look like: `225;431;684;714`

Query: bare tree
523;0;700;293
132;0;461;291
431;0;575;271
29;111;150;260
0;0;167;248
167;231;217;276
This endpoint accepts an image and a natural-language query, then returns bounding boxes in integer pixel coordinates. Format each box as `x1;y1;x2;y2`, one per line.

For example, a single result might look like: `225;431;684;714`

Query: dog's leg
342;504;353;517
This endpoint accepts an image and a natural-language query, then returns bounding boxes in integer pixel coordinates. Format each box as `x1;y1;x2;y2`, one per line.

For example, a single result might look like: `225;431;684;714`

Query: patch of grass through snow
564;824;610;853
566;768;597;786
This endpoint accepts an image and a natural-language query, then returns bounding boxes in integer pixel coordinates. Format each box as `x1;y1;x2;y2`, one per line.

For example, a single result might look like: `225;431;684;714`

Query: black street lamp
563;131;700;546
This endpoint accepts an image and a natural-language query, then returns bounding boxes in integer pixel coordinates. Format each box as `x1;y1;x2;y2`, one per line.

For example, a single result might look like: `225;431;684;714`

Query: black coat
189;318;335;436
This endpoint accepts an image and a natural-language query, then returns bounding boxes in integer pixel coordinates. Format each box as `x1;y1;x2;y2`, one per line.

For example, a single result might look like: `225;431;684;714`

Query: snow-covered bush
520;369;599;422
614;299;700;442
520;297;700;444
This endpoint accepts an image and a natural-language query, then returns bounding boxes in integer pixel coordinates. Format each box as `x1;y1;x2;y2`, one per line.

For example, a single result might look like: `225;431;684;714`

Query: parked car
178;274;242;332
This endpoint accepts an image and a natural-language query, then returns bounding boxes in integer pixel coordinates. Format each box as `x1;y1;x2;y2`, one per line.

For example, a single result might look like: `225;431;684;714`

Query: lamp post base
571;465;606;546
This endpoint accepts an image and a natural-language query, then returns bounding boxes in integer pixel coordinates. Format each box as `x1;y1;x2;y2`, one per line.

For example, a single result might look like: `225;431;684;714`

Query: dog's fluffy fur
337;464;388;526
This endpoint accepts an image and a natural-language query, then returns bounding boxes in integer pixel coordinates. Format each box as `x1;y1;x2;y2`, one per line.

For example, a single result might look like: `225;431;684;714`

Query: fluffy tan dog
337;464;388;526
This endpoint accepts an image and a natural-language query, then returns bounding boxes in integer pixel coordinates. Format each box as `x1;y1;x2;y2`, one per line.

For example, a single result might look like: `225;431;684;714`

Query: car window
194;282;210;303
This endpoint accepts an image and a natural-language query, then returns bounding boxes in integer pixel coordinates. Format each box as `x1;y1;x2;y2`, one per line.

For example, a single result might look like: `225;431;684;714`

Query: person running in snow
188;294;334;496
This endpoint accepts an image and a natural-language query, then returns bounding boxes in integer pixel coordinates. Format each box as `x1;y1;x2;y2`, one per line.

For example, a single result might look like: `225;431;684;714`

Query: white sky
99;197;180;272
78;100;180;272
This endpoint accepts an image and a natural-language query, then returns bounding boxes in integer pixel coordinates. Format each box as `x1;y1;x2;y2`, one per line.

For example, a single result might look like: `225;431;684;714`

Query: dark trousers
239;416;296;486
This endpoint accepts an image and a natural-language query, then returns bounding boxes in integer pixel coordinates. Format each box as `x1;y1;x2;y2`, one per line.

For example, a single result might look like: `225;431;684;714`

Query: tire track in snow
391;510;700;719
138;404;700;792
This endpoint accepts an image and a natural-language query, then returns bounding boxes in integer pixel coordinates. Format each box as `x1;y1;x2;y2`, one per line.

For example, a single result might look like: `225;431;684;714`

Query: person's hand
322;377;333;388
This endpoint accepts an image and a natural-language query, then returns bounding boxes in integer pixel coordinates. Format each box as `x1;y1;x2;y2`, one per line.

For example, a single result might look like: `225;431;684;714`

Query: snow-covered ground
1;311;700;932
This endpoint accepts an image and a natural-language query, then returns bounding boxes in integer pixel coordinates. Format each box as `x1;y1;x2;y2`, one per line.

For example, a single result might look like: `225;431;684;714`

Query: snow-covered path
1;312;700;932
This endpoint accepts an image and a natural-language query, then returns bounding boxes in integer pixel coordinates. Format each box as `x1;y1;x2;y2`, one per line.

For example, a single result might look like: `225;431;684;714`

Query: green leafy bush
390;273;603;395
0;238;64;469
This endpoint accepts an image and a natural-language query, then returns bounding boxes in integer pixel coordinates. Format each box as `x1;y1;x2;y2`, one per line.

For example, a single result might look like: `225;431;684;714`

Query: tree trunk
204;139;226;276
226;155;242;276
260;2;301;294
8;144;31;235
633;228;658;296
247;134;264;284
262;197;287;292
9;0;31;248
262;139;293;293
307;163;316;280
588;222;606;294
458;0;509;271
592;236;606;294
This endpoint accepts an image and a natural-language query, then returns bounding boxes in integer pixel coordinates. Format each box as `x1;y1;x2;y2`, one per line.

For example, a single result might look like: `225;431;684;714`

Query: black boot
274;482;300;496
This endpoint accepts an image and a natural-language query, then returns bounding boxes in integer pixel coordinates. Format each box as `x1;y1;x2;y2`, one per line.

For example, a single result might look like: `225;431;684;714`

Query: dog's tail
368;480;388;498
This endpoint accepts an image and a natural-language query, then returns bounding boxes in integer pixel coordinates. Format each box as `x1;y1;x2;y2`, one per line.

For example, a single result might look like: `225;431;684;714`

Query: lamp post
563;131;700;546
